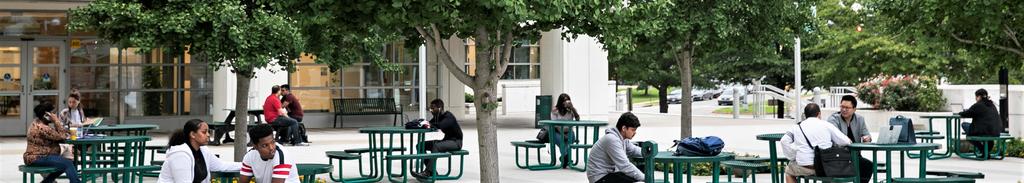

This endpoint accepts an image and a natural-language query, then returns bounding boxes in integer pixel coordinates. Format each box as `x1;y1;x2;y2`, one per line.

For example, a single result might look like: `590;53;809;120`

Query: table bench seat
326;151;360;160
892;177;974;183
925;171;984;179
344;147;407;154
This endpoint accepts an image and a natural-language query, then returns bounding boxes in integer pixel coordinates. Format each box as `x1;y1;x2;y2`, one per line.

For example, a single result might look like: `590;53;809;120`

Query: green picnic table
65;135;157;183
297;163;332;183
915;115;961;160
83;124;159;136
849;143;940;183
349;127;436;182
756;133;785;183
537;120;608;171
653;152;735;183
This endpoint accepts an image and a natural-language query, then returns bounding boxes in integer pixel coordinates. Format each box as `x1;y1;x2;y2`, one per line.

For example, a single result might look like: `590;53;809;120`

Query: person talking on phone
23;102;81;183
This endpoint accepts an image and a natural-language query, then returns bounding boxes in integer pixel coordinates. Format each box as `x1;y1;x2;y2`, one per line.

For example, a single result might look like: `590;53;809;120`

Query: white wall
539;29;611;120
497;80;541;114
938;85;1024;137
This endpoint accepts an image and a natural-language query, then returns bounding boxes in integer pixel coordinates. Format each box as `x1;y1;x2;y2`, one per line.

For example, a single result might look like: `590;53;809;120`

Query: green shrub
465;93;474;103
1008;138;1024;158
856;75;946;112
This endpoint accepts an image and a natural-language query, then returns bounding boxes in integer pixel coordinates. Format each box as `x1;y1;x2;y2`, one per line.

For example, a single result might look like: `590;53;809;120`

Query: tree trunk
676;47;694;139
233;72;251;161
657;84;669;113
472;86;500;182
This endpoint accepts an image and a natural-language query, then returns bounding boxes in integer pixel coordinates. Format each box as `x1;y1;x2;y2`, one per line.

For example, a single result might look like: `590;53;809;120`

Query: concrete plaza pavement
1;111;1021;183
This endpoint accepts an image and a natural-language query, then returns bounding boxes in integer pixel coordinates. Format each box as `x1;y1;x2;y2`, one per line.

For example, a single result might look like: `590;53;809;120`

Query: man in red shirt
263;85;306;146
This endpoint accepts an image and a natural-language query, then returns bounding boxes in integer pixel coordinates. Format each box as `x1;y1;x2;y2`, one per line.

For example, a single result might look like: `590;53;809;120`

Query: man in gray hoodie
587;112;644;183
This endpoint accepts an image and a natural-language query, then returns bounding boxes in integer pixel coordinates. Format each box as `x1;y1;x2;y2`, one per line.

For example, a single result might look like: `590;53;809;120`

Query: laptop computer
89;117;104;127
874;125;903;144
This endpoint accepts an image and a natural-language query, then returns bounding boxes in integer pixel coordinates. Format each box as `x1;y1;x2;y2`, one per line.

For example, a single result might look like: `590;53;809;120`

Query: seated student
239;124;300;183
957;89;1004;150
263;85;306;146
550;93;581;168
587;112;644;183
825;95;874;183
413;99;463;179
23;102;80;183
781;103;852;183
159;119;242;183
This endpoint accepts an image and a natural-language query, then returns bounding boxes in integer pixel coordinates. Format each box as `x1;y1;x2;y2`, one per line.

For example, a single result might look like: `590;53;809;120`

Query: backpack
672;136;724;156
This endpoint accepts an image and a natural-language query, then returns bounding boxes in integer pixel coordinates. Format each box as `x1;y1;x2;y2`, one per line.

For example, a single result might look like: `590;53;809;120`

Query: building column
429;37;468;119
539;29;611;119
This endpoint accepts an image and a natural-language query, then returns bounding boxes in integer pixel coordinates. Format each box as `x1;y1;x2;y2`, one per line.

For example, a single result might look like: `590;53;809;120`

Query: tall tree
609;40;679;113
317;1;617;181
69;0;371;160
597;0;816;138
873;0;1024;82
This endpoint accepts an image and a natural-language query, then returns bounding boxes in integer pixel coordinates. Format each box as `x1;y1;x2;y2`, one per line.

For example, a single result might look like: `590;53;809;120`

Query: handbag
889;116;917;144
797;122;856;177
535;128;549;143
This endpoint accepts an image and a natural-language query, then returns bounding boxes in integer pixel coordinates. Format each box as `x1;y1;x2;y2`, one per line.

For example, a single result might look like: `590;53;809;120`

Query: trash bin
535;95;552;128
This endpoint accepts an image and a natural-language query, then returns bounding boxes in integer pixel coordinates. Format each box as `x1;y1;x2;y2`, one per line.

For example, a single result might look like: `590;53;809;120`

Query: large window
464;39;541;80
288;43;440;113
68;39;213;118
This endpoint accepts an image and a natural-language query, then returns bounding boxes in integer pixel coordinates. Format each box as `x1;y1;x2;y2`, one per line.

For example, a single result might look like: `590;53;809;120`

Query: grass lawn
618;87;679;105
713;104;778;115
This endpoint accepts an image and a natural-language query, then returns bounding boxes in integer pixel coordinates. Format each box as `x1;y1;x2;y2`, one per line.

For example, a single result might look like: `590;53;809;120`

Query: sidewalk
1;112;1021;183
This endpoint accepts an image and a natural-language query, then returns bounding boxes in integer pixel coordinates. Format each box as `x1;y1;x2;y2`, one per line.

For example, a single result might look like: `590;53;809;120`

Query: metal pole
627;87;633;111
418;44;427;119
733;88;740;119
794;37;802;122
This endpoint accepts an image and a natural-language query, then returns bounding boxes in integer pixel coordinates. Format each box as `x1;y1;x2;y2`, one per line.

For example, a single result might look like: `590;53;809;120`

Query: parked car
667;89;683;104
717;88;747;106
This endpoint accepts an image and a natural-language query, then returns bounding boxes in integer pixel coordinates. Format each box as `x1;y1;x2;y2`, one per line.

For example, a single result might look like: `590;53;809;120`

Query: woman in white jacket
158;119;241;183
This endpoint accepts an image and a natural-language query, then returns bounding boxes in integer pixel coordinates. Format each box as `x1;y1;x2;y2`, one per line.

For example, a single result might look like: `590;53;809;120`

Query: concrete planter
821;108;952;133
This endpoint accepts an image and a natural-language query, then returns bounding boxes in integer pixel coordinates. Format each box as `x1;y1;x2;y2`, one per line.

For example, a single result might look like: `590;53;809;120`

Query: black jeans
596;172;638;183
418;139;462;172
857;157;873;183
271;116;303;144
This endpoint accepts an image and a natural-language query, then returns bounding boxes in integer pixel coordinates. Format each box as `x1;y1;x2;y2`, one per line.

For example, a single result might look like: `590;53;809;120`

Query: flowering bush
855;75;946;112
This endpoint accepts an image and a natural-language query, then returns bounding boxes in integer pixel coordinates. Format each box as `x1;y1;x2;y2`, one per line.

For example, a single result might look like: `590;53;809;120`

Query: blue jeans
551;128;575;165
30;155;80;183
271;116;303;144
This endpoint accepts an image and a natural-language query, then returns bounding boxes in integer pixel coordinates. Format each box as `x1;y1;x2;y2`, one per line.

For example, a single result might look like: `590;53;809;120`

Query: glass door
0;42;24;136
27;41;63;126
0;41;64;136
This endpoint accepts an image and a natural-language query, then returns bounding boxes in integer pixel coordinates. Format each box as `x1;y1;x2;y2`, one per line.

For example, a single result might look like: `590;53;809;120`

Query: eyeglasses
840;106;855;110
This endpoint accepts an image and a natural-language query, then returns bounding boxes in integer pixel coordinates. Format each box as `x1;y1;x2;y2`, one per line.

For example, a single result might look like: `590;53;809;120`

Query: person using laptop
957;89;1004;150
781;103;852;183
824;95;873;183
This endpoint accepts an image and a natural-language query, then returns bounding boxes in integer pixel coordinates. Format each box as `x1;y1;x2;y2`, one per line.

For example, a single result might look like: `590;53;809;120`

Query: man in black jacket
414;99;463;178
958;89;1004;150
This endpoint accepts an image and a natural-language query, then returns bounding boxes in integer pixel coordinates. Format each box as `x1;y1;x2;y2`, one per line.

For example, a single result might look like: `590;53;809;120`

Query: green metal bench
721;160;768;183
434;150;468;180
925;171;984;179
297;163;332;183
797;176;857;183
892;177;974;183
333;98;402;128
19;165;59;183
959;136;1013;160
326;151;376;183
80;165;162;183
511;140;555;170
568;144;594;171
385;153;451;183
